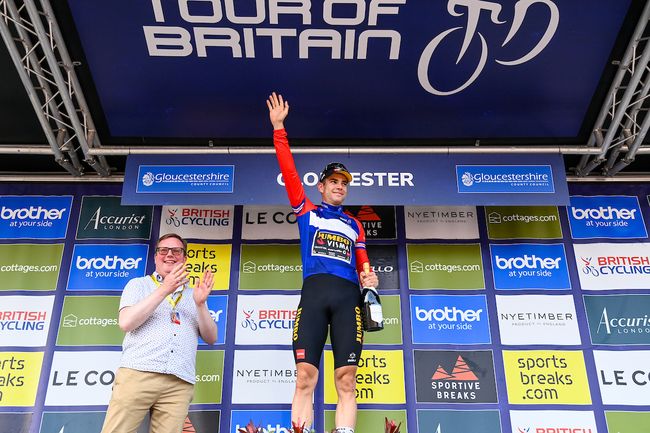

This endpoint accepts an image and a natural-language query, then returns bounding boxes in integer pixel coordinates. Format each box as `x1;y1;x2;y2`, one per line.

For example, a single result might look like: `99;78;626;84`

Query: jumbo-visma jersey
273;128;369;285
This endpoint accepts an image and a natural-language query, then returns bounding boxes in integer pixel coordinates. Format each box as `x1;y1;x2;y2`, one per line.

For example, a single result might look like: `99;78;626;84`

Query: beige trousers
101;368;194;433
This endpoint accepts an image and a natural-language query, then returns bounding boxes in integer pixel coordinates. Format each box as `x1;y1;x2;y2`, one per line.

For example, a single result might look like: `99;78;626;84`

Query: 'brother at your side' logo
410;295;491;345
568;196;647;239
67;244;148;290
0;195;72;239
231;410;291;433
77;196;153;239
490;243;570;290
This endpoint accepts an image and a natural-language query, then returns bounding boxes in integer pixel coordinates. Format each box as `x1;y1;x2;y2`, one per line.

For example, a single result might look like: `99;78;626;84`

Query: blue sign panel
0;195;72;239
568;196;648;239
40;412;107;433
416;410;501;433
584;295;650;345
200;295;228;345
490;243;570;290
137;165;234;193
67;244;149;290
231;410;292;433
65;1;632;140
457;165;554;193
410;295;491;344
123;153;568;205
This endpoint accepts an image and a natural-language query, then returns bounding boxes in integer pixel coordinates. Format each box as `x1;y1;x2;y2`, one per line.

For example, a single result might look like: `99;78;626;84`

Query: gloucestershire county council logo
142;172;154;187
461;172;474;187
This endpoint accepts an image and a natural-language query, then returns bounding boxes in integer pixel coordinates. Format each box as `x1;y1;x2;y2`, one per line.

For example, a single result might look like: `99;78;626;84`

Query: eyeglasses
156;247;185;257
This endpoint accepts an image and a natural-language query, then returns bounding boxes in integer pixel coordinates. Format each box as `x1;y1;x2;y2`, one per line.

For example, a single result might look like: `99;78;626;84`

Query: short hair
156;233;188;252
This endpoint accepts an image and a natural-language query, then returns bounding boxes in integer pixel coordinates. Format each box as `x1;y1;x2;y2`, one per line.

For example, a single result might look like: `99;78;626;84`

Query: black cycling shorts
292;273;363;369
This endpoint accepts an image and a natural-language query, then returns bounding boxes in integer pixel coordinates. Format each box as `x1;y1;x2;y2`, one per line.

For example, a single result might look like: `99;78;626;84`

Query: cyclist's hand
360;270;379;289
267;92;289;130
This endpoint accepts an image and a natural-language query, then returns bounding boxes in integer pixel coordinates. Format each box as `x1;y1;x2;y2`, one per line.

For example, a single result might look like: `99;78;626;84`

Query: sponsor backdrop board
1;181;650;433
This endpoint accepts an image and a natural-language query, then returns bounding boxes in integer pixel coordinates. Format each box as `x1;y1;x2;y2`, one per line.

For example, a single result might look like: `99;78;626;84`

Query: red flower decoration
292;421;307;433
385;418;402;433
238;420;262;433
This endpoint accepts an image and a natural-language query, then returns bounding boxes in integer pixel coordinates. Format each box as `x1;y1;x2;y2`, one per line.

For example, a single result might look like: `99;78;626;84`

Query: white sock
335;427;354;433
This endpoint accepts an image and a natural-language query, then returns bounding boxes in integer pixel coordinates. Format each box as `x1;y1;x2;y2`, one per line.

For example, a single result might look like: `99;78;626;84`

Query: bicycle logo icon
580;257;600;277
165;208;181;227
418;0;559;95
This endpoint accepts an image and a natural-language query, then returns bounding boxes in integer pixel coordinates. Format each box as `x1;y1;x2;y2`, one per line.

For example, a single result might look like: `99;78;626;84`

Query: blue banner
65;1;632;140
0;195;72;239
123;153;568;205
230;410;291;433
200;295;229;345
568;196;648;239
410;295;491;344
67;244;149;290
490;243;570;290
456;165;554;193
137;165;235;193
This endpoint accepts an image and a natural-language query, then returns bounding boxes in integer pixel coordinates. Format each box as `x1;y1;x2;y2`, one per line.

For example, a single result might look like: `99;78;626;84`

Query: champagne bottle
361;262;384;332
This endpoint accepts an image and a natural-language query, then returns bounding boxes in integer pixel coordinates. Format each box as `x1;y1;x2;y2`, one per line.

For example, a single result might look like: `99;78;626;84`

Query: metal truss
576;0;650;177
0;0;110;176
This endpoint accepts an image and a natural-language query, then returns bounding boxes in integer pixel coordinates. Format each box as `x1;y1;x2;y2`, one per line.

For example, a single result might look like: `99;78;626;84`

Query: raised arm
267;92;309;213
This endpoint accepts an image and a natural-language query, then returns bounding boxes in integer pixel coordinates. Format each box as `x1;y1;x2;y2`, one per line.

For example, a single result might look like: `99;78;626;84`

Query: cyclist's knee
295;364;318;391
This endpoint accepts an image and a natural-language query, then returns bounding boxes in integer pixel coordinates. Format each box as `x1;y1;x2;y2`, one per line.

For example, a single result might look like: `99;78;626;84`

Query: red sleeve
273;129;314;215
353;217;370;275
